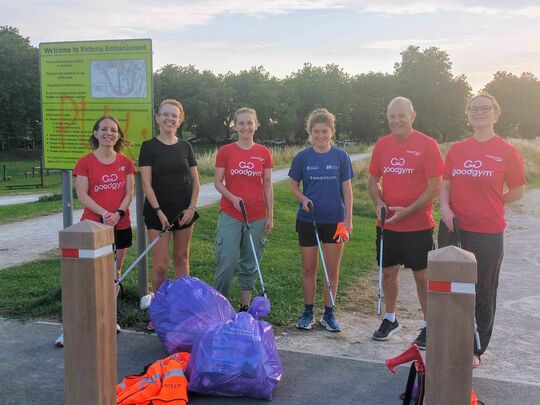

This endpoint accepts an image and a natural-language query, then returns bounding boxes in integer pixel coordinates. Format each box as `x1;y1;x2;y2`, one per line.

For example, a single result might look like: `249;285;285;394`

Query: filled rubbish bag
187;297;283;400
149;276;236;354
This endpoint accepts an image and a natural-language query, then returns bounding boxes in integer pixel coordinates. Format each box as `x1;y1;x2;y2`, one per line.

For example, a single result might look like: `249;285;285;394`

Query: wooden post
59;220;117;405
425;245;477;405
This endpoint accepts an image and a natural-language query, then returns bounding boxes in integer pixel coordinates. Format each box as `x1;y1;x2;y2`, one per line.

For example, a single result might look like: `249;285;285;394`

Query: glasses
469;105;494;114
159;113;180;119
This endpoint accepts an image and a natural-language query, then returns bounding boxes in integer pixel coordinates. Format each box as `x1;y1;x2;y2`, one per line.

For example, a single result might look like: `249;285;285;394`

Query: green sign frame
39;39;153;169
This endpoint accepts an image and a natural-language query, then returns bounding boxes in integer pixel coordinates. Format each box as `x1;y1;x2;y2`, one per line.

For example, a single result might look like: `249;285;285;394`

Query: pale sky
3;0;540;90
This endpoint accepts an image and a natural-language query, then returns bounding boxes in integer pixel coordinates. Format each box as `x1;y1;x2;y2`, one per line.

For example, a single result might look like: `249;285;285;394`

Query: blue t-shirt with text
288;146;354;224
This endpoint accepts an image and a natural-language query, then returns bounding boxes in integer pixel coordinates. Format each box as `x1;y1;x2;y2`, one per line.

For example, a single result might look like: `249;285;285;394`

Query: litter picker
377;206;386;315
307;201;335;308
239;200;268;298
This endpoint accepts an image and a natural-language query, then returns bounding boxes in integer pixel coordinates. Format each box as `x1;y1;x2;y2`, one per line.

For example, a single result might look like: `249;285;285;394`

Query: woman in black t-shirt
139;99;200;327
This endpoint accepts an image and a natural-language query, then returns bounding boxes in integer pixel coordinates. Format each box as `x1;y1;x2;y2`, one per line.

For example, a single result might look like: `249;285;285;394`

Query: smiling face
309;122;333;150
233;111;259;141
156;103;182;134
467;96;500;130
93;118;120;148
387;100;416;140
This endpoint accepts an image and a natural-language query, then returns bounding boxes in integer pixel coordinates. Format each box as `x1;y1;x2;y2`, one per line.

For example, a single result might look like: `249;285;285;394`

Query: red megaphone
385;344;425;374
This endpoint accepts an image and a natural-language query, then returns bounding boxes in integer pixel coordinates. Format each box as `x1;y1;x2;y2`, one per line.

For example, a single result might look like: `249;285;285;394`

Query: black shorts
143;198;199;231
296;219;338;247
375;227;434;271
114;227;133;250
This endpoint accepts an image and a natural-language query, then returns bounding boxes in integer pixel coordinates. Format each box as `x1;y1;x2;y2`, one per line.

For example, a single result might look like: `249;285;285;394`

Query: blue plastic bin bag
187;301;283;400
149;276;236;354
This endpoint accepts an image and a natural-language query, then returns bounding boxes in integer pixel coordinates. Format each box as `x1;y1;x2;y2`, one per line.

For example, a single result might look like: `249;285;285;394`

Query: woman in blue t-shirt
289;108;354;332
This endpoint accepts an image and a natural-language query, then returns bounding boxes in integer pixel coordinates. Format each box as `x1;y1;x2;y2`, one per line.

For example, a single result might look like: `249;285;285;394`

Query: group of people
67;93;525;369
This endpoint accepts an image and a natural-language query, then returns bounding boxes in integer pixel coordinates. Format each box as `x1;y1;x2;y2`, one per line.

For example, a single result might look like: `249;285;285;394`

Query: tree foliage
2;27;538;149
0;26;40;150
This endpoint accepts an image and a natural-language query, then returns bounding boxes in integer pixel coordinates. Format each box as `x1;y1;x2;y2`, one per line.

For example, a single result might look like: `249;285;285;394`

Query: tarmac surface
1;161;539;404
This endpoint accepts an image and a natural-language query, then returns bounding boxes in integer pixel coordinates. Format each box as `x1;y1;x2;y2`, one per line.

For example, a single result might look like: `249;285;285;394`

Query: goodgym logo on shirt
383;157;414;175
451;160;494;177
230;161;262;177
94;173;126;192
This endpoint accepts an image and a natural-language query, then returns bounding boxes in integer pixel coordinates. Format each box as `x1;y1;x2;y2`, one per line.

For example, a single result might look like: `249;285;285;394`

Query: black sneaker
413;327;426;350
239;304;249;312
372;319;402;341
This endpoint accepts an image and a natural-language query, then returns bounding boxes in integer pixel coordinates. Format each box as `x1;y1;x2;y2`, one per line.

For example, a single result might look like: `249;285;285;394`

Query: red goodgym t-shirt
215;142;273;222
73;153;136;230
369;130;444;232
443;135;525;233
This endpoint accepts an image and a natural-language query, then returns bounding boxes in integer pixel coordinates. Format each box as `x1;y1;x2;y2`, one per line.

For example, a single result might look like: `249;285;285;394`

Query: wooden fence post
59;220;117;405
426;245;477;405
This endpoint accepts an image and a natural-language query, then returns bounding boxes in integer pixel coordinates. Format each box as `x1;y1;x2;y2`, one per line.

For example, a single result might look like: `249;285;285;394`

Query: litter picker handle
239;199;250;227
452;217;462;249
380;206;386;228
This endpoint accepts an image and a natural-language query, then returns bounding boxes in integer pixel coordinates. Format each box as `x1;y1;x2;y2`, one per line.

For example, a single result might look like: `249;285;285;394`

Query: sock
324;306;333;316
304;304;314;314
384;312;396;322
419;320;427;329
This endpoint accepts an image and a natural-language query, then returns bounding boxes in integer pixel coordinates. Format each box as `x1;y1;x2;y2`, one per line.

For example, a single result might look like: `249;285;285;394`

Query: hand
101;211;116;226
344;218;353;235
231;196;244;212
178;207;195;226
301;197;313;213
375;202;387;221
157;210;170;231
264;217;274;234
440;205;455;231
384;206;412;225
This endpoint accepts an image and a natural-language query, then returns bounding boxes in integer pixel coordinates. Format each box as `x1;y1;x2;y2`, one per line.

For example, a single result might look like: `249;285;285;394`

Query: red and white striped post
425;245;477;405
59;220;117;405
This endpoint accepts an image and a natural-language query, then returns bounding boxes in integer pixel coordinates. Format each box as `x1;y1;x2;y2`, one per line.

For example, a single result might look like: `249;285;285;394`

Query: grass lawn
0;163;378;329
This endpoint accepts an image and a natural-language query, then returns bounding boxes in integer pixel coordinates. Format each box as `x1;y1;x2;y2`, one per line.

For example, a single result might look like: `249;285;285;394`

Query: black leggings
438;221;504;355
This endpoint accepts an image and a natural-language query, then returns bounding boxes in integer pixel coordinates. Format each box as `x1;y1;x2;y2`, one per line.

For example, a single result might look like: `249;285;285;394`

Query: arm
385;176;442;225
178;166;200;226
290;179;311;212
368;175;386;221
76;175;109;222
503;185;525;205
140;165;169;230
439;179;455;231
342;179;353;233
106;173;135;227
263;168;274;233
214;167;243;212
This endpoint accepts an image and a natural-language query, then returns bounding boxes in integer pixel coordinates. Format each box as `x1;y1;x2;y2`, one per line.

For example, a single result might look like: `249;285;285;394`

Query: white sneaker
55;333;64;347
116;323;122;334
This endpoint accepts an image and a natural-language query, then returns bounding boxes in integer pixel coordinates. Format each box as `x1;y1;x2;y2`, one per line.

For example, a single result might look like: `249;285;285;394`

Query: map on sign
90;59;147;98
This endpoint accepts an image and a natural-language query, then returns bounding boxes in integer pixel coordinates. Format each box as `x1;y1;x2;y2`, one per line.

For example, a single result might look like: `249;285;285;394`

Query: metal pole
40;156;44;188
61;170;73;228
135;172;148;298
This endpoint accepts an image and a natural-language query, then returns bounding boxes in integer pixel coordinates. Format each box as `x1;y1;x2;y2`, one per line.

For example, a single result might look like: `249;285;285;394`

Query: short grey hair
387;97;414;113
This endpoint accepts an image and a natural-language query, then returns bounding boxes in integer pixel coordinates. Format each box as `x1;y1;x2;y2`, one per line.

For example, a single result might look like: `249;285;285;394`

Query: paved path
0;154;369;270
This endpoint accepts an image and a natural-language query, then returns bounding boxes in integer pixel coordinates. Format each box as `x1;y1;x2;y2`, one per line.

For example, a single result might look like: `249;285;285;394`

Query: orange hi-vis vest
117;352;190;405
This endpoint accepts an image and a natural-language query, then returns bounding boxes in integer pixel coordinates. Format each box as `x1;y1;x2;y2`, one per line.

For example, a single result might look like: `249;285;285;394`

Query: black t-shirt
139;137;197;198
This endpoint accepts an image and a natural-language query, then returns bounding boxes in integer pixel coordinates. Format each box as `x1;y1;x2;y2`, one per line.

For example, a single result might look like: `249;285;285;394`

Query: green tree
0;26;40;150
484;71;540;139
394;46;471;141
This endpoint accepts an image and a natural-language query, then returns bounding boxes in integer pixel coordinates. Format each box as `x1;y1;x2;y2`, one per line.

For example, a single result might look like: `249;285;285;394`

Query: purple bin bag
187;309;283;400
149;276;236;354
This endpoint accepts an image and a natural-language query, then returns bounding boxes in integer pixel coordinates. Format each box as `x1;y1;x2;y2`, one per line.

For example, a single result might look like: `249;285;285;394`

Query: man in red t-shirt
368;96;444;349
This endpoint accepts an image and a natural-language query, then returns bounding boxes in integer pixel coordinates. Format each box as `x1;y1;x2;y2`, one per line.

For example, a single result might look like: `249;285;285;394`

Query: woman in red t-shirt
73;115;136;278
439;93;525;368
214;107;274;310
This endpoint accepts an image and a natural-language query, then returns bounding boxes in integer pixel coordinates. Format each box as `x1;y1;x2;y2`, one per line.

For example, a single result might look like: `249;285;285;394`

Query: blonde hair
233;107;259;127
305;108;336;136
466;93;501;115
157;99;185;122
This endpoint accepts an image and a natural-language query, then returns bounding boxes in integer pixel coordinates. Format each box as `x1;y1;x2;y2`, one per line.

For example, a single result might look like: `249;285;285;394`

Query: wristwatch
188;205;197;211
116;209;125;218
153;206;161;213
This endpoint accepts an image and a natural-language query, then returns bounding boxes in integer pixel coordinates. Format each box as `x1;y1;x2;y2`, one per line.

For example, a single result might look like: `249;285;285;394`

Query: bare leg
382;264;401;313
321;243;344;307
412;268;427;319
300;246;318;304
149;229;170;293
172;226;193;279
